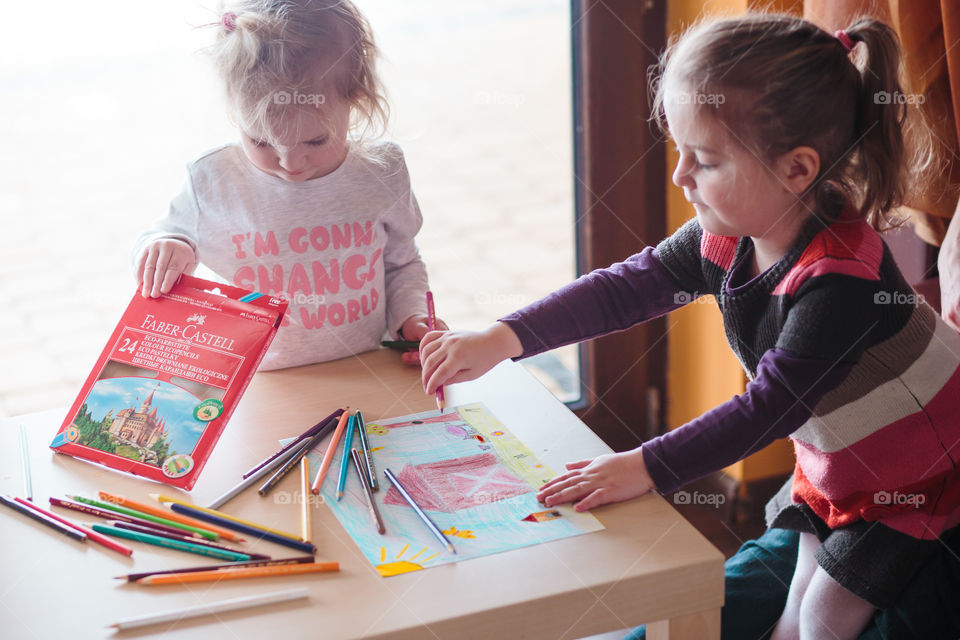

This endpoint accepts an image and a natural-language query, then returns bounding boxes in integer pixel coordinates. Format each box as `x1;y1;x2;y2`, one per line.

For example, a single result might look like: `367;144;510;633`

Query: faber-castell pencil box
51;275;287;490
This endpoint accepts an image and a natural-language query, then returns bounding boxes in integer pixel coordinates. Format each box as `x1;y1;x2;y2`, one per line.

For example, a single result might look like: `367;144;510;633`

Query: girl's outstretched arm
939;204;960;331
420;322;523;394
536;448;656;512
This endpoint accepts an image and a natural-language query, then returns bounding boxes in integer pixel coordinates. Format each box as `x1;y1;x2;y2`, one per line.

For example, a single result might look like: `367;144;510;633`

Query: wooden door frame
570;0;668;451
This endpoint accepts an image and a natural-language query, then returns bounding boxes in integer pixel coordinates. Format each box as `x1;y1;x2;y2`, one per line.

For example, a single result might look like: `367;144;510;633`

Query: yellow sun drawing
376;543;442;577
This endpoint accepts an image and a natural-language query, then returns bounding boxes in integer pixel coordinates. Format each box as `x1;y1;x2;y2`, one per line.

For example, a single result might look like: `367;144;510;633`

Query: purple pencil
241;409;343;479
49;498;205;540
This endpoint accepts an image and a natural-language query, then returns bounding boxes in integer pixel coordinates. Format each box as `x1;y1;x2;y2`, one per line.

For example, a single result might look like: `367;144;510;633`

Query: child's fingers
140;245;160;297
564;459;592;471
573;488;609;512
133;248;148;285
159;267;182;295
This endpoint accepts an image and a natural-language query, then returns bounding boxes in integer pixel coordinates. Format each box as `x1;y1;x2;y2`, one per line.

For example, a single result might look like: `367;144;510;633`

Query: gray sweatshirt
133;141;429;370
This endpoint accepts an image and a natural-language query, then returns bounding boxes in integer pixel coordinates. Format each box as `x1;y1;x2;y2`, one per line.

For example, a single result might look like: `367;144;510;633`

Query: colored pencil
67;495;219;540
207;444;304;510
336;412;357;500
242;408;343;479
98;491;243;542
351;448;385;534
1;494;86;542
92;524;251;561
426;291;445;411
12;497;133;556
354;410;378;491
300;457;311;543
136;560;339;585
115;556;315;582
153;494;302;542
49;497;206;539
106;520;268;560
107;588;309;630
383;468;455;554
258;427;326;497
381;339;421;350
311;409;350;494
165;502;317;555
18;424;32;501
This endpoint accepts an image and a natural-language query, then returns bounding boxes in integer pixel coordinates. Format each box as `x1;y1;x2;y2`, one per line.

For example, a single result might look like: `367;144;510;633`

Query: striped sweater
502;214;960;540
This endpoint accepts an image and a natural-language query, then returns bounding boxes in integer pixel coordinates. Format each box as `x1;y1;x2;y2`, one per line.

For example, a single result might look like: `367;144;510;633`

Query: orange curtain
804;0;960;246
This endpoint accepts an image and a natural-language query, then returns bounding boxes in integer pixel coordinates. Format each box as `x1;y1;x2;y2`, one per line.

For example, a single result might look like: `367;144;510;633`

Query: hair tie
221;11;238;32
835;30;854;53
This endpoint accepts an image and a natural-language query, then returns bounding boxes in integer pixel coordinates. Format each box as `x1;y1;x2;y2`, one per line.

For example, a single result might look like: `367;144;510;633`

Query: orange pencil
136;561;340;585
98;491;244;542
311;409;350;494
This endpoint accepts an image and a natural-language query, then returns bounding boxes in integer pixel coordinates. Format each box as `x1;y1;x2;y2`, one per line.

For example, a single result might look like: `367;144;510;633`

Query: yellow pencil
311;409;350;494
98;491;244;542
300;457;311;544
136;561;340;585
151;494;301;542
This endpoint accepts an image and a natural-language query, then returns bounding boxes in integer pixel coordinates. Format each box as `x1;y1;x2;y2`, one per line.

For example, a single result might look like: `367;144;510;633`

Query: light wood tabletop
0;349;722;639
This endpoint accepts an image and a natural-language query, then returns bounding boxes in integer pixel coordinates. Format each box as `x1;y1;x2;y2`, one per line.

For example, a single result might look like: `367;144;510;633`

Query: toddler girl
134;0;440;370
421;14;960;639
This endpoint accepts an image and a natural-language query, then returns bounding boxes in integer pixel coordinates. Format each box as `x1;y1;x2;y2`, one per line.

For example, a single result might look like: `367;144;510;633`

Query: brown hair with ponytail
650;13;938;230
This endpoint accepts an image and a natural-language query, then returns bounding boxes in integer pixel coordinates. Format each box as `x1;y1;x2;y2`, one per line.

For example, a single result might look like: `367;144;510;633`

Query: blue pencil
336;412;357;501
167;502;317;555
92;524;251;561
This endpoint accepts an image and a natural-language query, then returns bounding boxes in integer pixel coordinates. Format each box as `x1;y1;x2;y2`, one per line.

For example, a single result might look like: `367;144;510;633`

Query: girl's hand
135;239;196;298
398;314;448;343
421;322;523;395
940;204;960;331
536;447;656;512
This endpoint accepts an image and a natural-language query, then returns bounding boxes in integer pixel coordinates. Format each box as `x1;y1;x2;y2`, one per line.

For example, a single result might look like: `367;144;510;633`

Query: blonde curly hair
207;0;388;149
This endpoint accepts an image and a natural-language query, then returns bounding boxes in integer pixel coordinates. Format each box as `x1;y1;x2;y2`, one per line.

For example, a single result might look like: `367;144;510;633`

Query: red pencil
14;496;133;556
426;291;445;411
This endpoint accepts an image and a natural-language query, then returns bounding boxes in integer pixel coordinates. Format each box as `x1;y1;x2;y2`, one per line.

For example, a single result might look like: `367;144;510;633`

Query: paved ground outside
0;0;578;419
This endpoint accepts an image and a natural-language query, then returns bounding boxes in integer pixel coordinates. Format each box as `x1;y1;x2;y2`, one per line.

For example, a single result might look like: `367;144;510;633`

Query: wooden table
0;350;722;639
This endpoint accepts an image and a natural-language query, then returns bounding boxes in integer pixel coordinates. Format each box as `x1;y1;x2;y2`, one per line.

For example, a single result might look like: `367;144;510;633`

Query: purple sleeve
641;348;853;494
500;247;695;358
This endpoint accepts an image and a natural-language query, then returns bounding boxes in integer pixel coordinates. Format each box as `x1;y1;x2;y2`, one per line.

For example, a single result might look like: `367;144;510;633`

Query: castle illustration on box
108;388;168;451
69;376;207;467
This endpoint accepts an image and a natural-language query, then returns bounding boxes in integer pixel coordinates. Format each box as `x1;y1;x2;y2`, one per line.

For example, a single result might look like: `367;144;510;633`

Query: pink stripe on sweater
699;231;737;270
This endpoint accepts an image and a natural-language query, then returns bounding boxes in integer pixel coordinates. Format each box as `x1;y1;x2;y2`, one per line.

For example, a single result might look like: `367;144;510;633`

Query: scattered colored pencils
50;497;206;539
351;448;385;534
241;408;343;479
92;524;251;561
136;560;339;585
311;409;350;494
18;424;32;501
106;520;266;560
384;468;455;554
300;457;311;544
1;494;86;542
354;410;379;491
67;494;219;540
12;497;133;556
115;556;315;582
258;427;326;497
336;412;357;500
97;491;242;541
426;291;445;411
107;588;309;630
153;495;316;554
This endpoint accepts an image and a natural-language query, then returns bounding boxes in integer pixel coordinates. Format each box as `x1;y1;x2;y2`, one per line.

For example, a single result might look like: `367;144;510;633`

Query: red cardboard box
51;276;287;490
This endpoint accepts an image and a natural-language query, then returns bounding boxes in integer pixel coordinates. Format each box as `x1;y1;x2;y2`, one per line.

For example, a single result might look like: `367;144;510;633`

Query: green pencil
92;524;251;561
68;495;218;541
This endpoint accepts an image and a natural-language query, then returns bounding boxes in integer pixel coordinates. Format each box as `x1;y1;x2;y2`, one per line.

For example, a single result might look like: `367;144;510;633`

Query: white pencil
19;424;32;501
107;587;309;630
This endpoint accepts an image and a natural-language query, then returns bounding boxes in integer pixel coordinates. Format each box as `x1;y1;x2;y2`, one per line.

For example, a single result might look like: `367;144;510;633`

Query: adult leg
769;532;821;640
